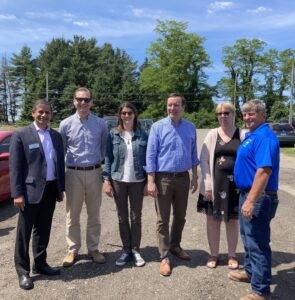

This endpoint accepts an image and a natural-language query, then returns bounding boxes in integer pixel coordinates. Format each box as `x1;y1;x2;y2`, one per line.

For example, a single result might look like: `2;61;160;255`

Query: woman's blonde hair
216;102;236;116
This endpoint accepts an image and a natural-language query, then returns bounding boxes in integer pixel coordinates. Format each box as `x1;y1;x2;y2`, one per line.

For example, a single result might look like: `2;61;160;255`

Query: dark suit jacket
9;124;65;204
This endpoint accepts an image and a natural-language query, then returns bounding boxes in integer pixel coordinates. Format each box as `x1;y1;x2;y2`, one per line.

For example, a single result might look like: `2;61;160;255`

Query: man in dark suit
9;99;65;290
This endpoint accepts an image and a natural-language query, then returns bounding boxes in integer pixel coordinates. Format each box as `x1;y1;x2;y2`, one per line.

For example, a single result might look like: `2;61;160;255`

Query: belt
239;189;277;196
157;171;188;177
46;180;57;185
67;164;101;171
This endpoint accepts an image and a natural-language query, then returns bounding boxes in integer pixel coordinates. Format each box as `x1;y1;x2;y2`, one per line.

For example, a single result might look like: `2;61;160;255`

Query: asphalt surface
0;129;294;300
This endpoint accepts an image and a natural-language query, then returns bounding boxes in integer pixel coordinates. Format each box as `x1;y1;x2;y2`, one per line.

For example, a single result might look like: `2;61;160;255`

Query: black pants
112;180;145;252
14;181;58;276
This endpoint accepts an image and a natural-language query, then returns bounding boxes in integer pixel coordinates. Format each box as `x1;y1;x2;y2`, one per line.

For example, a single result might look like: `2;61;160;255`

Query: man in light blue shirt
59;87;108;267
146;93;199;276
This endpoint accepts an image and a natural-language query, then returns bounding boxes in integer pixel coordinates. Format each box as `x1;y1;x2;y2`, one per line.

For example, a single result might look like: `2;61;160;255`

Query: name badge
29;143;40;150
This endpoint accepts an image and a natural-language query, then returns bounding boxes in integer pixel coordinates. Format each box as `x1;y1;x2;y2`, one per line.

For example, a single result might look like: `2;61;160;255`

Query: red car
0;130;13;201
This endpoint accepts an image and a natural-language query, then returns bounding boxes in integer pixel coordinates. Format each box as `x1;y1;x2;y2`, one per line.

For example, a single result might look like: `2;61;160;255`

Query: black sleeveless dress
197;128;241;222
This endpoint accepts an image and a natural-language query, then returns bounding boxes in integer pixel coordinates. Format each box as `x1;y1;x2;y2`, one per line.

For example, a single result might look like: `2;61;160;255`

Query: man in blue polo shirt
229;99;279;300
146;93;199;276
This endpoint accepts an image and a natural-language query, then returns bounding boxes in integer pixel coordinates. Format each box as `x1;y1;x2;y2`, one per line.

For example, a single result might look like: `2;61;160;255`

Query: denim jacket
103;127;148;181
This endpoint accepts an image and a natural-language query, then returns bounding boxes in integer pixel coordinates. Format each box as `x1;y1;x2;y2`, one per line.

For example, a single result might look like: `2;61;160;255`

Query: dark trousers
155;172;190;258
112;180;145;252
14;181;58;276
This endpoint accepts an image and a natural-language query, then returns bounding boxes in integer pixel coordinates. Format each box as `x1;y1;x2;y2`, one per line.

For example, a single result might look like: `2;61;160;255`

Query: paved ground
0;129;294;300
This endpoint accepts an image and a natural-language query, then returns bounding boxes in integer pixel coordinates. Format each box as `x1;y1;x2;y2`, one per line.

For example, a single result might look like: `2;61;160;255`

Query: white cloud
132;8;144;17
25;11;75;21
208;2;234;14
128;6;169;20
247;6;272;14
73;21;89;27
0;14;17;21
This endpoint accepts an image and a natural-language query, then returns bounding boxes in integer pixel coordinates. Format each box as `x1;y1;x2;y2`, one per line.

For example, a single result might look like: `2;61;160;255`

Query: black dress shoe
32;264;61;276
18;274;34;290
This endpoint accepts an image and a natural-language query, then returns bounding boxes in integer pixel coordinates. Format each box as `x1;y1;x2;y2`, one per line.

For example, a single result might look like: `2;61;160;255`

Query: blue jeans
239;193;278;296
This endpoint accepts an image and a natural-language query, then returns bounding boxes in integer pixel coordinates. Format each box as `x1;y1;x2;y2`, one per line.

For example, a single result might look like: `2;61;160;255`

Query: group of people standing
9;89;279;300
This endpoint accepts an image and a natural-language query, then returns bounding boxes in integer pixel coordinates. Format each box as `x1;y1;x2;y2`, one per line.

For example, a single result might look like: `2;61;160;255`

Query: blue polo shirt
234;123;280;191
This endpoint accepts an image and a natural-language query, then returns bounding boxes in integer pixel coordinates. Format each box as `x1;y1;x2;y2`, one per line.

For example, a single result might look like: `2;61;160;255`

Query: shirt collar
33;122;50;132
75;112;91;121
246;123;268;137
167;116;183;126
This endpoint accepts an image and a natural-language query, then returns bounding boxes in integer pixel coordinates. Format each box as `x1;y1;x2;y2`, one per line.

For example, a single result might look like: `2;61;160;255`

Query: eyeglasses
75;97;91;103
121;111;134;116
216;111;230;116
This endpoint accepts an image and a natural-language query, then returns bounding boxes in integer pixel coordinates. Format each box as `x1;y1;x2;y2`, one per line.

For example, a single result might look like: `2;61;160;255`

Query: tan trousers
65;167;102;252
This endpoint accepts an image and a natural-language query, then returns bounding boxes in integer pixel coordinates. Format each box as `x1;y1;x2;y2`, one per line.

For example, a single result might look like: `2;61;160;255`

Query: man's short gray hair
242;99;266;114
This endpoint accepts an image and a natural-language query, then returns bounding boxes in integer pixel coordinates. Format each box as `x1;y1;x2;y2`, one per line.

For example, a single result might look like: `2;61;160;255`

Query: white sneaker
132;250;145;267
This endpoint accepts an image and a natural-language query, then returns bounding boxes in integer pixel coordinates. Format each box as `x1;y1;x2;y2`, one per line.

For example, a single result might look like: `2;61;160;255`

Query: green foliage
9;46;39;121
3;23;295;129
139;20;214;112
184;109;218;129
218;38;295;118
138;101;166;121
91;44;140;116
8;37;140;122
218;38;266;110
268;101;289;122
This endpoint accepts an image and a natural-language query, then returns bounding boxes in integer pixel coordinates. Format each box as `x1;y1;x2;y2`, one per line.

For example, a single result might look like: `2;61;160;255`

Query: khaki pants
155;172;190;258
65;167;102;252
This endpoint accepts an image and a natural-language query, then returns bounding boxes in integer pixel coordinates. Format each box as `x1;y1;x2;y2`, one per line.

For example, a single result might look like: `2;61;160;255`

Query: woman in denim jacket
103;102;148;267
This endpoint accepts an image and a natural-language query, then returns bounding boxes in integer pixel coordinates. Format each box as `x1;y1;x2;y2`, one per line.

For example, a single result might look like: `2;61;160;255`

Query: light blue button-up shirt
59;113;108;167
146;117;199;173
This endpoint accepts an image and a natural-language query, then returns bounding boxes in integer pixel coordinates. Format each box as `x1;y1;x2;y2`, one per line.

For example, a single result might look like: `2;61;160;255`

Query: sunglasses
121;111;134;116
75;97;91;103
216;111;230;116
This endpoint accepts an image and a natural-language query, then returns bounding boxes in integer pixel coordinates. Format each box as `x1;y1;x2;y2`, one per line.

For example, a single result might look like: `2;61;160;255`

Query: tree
218;38;266;110
139;20;214;114
37;37;72;120
259;49;295;114
268;101;289;122
259;49;280;113
91;44;139;116
9;46;38;122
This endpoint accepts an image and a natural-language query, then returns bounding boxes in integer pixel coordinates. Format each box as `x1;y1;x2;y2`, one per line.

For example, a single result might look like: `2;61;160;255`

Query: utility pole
233;71;238;108
46;71;49;101
290;64;294;125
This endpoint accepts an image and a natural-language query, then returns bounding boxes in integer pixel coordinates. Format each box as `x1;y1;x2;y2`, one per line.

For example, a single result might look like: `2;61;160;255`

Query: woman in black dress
197;102;244;269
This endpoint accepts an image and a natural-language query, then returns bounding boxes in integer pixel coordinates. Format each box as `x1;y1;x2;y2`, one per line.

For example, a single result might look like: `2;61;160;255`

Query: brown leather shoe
240;292;271;300
160;257;172;276
88;250;106;264
228;270;250;283
170;247;191;261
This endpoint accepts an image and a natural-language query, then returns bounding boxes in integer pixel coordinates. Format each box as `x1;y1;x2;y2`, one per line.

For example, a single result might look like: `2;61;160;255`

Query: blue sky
1;0;295;85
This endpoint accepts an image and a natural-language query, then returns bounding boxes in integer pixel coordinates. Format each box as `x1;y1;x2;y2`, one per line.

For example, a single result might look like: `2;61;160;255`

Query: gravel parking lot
0;131;294;300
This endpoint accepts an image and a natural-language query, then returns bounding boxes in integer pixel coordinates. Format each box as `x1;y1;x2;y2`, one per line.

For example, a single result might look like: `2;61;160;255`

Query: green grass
0;124;18;130
280;147;295;158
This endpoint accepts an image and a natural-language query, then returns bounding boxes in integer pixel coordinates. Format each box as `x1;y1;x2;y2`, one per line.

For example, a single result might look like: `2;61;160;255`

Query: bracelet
192;174;198;179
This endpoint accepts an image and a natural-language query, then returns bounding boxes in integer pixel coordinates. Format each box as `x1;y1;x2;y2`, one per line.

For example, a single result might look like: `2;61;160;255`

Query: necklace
121;130;133;145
